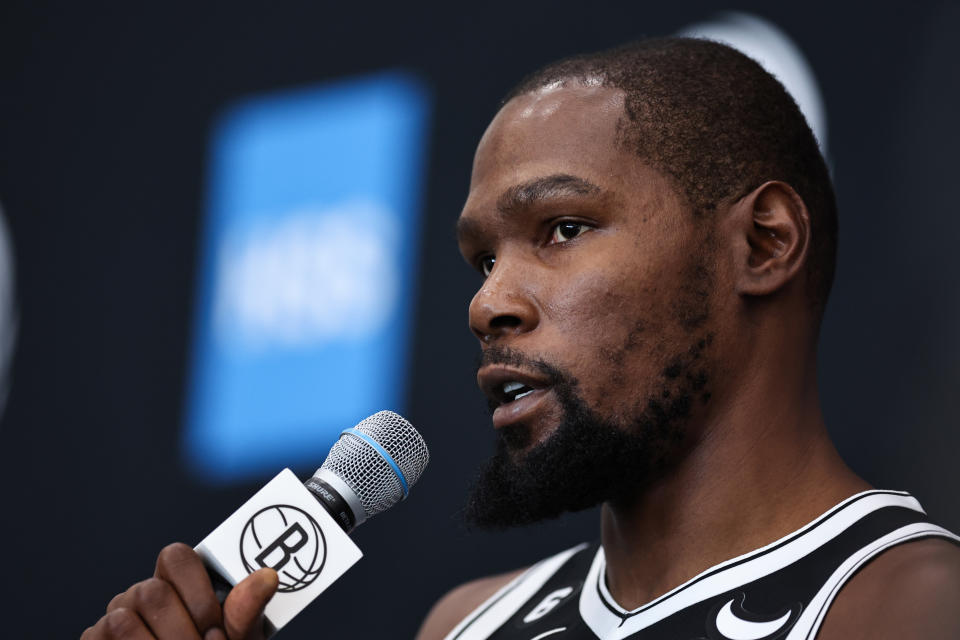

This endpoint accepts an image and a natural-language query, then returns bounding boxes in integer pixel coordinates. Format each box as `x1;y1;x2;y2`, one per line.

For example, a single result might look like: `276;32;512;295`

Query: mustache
474;345;566;385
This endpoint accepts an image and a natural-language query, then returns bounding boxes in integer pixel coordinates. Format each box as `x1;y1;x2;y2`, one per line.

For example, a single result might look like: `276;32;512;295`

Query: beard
464;339;710;530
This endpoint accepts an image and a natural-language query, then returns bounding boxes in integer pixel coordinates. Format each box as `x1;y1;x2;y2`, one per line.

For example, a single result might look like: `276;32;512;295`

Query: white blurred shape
213;200;399;350
679;12;828;154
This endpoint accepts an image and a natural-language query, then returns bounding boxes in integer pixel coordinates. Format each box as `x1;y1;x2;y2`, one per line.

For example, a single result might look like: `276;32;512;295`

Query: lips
477;365;555;430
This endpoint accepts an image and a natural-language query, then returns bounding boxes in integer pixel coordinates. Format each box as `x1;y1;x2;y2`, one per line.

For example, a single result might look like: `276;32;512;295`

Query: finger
124;577;204;639
82;607;154;640
155;542;224;634
106;589;131;613
223;568;278;640
203;627;229;640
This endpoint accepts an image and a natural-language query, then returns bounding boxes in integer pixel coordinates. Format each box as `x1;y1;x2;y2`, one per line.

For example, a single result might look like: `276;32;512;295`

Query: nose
468;257;540;342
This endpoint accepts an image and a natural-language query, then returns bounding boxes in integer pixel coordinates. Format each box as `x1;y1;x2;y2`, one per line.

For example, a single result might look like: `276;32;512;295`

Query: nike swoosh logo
714;597;792;640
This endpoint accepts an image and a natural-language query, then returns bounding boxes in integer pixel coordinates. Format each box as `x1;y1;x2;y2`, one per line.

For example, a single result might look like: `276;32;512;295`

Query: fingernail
203;628;227;640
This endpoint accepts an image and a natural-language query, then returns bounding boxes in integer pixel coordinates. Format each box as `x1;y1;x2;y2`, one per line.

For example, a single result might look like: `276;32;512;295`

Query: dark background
1;2;957;637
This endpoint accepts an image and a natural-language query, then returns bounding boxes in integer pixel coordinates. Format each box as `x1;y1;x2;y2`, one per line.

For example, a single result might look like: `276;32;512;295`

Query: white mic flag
195;468;362;630
194;411;429;633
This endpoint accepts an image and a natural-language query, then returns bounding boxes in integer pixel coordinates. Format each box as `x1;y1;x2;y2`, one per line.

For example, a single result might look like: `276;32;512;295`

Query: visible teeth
503;381;525;394
515;389;534;400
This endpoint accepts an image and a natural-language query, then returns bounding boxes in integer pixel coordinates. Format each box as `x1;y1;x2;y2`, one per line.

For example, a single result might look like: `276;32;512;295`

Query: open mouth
477;365;555;430
501;380;536;404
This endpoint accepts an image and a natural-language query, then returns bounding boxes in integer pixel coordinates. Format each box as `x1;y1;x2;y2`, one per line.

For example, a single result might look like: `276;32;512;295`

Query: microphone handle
208;565;233;604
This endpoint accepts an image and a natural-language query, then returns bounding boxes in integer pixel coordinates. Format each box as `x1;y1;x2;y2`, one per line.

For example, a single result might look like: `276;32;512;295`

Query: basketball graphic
239;504;326;593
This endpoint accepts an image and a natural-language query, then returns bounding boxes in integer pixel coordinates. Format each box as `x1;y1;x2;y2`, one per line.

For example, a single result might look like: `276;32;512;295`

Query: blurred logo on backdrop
213;201;399;349
185;72;430;482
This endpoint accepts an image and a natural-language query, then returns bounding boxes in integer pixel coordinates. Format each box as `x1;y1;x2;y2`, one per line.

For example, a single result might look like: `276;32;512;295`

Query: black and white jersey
444;491;958;640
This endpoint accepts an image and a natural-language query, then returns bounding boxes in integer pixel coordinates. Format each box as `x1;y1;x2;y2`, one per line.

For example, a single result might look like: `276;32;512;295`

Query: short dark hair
504;37;837;312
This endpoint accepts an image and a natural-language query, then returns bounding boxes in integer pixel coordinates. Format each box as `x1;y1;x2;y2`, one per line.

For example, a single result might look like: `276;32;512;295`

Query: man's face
456;84;718;527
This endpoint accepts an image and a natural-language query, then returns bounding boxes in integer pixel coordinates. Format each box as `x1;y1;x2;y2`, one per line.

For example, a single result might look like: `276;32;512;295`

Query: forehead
467;84;628;201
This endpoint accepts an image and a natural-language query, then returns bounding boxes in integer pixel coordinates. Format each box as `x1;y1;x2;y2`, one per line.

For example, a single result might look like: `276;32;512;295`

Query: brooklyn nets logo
239;504;327;592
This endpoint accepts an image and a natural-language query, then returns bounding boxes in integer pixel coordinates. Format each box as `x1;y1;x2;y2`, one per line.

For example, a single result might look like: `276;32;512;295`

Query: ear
728;181;811;297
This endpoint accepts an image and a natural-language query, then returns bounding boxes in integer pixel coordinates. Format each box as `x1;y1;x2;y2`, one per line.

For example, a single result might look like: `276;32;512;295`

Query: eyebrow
496;173;602;214
456;173;604;243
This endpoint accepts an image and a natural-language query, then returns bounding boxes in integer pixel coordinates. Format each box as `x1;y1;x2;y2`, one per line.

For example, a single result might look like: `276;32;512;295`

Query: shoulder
819;537;960;639
415;568;527;640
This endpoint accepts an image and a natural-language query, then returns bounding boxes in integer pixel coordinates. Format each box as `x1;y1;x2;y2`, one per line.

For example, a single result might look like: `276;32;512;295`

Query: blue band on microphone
340;427;409;498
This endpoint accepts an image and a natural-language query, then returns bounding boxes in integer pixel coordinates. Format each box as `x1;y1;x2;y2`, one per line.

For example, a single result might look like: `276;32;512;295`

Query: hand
81;543;279;640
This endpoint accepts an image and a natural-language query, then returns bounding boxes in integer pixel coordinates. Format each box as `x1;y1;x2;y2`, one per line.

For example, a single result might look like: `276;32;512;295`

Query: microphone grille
319;411;429;519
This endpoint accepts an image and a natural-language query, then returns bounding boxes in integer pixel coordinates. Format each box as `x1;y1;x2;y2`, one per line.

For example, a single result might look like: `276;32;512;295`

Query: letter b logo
254;522;307;570
240;505;327;592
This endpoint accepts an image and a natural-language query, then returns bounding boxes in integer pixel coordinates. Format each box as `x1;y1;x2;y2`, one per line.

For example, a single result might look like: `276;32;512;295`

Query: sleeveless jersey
444;490;958;640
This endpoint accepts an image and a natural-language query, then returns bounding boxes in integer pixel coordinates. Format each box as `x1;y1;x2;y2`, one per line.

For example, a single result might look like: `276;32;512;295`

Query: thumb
223;568;279;640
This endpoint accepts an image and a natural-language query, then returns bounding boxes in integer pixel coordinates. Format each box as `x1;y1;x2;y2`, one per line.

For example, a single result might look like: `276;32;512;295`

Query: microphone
304;410;430;532
195;410;429;634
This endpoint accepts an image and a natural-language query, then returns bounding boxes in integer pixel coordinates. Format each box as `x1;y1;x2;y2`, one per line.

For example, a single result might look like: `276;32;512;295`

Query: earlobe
733;181;811;297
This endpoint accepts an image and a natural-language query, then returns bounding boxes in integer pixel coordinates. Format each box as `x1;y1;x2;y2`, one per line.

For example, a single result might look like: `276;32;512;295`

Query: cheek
540;257;641;323
537;257;676;412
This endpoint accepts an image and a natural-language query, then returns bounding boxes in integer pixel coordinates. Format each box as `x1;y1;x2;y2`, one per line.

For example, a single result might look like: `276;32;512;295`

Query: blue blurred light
184;72;430;482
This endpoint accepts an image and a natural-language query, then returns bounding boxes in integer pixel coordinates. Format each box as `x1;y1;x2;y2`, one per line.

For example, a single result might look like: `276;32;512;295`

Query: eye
479;255;496;277
549;221;591;244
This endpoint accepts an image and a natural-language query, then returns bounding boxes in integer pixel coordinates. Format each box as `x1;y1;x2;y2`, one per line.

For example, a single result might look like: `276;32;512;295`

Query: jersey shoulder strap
442;542;594;640
784;493;959;638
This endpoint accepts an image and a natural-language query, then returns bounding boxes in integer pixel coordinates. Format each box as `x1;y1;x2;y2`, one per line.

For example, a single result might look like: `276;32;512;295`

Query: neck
599;345;868;609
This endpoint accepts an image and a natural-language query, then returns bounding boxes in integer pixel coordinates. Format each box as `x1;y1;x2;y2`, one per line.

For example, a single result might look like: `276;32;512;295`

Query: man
83;38;960;640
